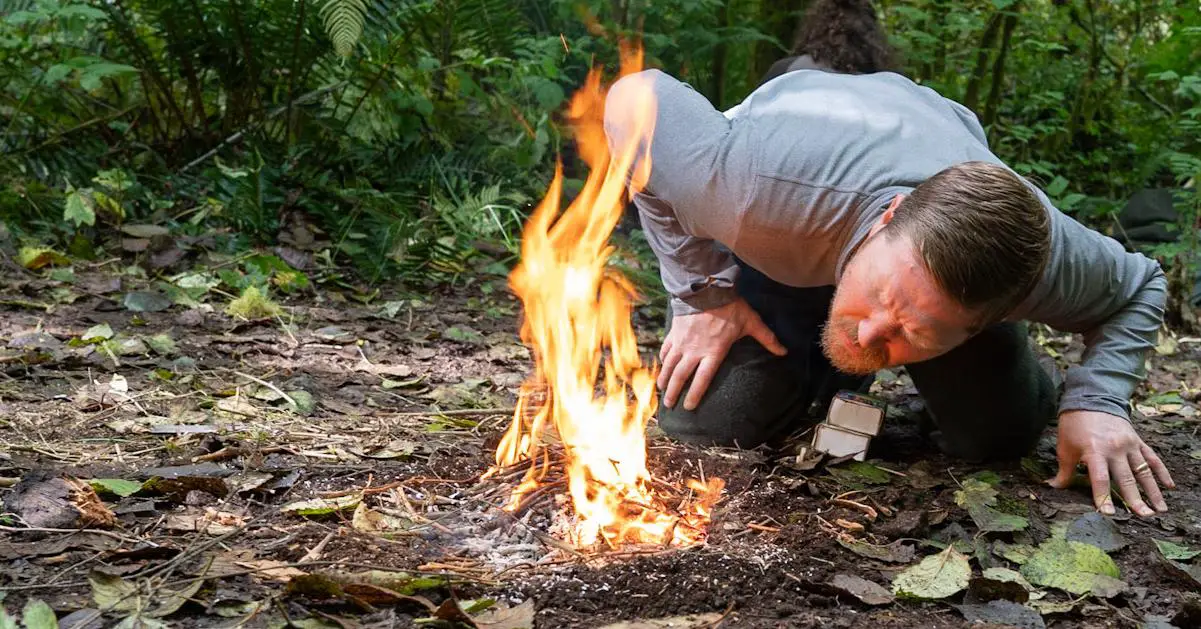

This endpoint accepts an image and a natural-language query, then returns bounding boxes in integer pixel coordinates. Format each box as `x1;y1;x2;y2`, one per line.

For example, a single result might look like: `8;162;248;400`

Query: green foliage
1;0;1198;292
320;0;368;57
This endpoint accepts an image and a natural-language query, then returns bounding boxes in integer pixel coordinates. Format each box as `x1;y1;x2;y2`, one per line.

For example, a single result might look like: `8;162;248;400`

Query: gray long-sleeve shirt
603;68;1167;421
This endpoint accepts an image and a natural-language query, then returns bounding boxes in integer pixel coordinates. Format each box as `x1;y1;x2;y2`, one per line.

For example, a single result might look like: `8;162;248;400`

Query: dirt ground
1;262;1199;629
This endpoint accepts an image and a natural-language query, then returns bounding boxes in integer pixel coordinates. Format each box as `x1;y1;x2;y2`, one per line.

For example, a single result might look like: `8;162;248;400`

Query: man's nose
857;315;893;348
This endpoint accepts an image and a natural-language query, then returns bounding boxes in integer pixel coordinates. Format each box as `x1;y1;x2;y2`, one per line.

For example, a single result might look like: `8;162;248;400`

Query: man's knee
908;322;1058;461
655;339;813;449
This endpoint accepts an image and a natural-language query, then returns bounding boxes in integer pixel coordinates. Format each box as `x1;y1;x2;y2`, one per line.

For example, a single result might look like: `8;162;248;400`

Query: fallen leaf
281;494;362;517
1161;556;1201;588
124;291;173;313
444;326;483;344
1064;512;1126;552
828;574;894;605
121;224;170;238
82;324;114;342
21;599;58;629
351;503;415;534
352;440;418;460
1019;538;1120;595
891;546;972;600
474;599;536;629
285;390;315;414
88;570;205;618
1154;539;1201;561
1028;597;1083;615
828;461;892;485
994;541;1037;565
955;600;1045;629
164;513;240;536
954;478;1029;533
591;615;725;629
838;538;916;563
381;376;425;389
354;359;413;378
144;334;177;356
967;574;1030;604
88;478;143;497
0;608;14;629
19;247;69;270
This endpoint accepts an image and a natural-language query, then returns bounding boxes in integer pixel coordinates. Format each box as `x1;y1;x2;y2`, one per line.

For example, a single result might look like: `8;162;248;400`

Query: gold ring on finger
1134;462;1151;474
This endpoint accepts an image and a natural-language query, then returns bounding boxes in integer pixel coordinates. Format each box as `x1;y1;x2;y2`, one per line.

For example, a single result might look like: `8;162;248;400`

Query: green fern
319;0;368;57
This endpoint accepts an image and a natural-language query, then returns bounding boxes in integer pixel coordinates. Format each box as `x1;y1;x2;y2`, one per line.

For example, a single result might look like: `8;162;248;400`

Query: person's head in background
760;0;898;84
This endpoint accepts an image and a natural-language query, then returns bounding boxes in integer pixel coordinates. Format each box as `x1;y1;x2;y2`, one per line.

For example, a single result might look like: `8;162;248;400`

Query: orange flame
489;45;724;549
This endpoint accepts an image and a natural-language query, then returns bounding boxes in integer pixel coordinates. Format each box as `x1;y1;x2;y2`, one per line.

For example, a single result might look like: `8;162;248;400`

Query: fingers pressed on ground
1110;456;1153;517
1129;452;1167;512
1142;443;1175;489
1083;454;1114;515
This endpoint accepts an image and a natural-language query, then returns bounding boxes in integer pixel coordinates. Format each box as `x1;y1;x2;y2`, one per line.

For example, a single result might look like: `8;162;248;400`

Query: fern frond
320;0;368;57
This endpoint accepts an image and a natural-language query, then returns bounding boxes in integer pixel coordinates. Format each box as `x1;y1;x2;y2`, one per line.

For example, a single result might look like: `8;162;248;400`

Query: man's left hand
1048;410;1174;517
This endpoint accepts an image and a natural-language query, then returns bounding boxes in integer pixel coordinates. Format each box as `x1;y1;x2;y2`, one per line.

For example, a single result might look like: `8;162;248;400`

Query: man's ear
868;194;906;238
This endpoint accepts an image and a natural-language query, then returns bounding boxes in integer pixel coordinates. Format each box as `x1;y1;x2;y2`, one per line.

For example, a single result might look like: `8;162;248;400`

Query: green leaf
1019;538;1120;595
57;5;107;20
954;479;1028;533
891;546;972;600
89;479;143;497
286;390;315;415
19;247;69;270
1045;176;1069;198
89;571;140;612
994;541;1036;565
144;334;177;356
320;0;368;57
444;326;483;343
124;291;173;313
1154;539;1201;561
64;187;97;227
21;600;57;629
45;64;73;84
281;494;361;517
0;607;16;629
120;224;167;239
828;461;892;485
82;323;114;342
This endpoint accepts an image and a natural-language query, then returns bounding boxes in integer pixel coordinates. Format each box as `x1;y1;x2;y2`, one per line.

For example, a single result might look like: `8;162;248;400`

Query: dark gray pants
657;260;1058;461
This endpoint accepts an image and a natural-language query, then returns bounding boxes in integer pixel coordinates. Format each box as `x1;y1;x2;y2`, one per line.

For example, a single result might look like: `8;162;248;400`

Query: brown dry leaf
216;396;260;417
474;599;536;629
592;613;725;629
352;503;417;533
74;374;132;412
212;550;307;582
163;509;243;536
355;359;414;378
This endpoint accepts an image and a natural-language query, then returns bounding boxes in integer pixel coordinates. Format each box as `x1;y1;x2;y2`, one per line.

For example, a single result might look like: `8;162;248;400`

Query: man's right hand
658;297;787;411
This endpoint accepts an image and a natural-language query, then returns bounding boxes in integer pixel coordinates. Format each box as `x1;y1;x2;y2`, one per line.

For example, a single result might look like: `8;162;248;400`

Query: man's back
607;68;1007;290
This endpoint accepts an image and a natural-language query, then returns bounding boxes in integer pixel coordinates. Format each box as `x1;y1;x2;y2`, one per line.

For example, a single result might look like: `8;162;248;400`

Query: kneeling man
602;67;1175;518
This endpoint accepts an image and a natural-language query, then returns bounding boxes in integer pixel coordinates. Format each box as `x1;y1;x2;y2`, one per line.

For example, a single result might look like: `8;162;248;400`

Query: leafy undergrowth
0;261;1199;629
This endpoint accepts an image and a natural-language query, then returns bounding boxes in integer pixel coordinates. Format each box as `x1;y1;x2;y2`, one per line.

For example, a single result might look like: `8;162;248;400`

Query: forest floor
0;258;1199;629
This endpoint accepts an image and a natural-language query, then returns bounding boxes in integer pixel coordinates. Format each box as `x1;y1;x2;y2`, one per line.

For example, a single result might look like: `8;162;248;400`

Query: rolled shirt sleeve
1012;188;1168;421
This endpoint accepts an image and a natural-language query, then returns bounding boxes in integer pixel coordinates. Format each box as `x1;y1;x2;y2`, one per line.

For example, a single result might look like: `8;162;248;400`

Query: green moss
225;285;283;320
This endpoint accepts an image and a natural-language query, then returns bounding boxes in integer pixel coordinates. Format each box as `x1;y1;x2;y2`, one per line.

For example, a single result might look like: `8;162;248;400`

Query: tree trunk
754;0;807;83
982;5;1020;129
963;11;1003;113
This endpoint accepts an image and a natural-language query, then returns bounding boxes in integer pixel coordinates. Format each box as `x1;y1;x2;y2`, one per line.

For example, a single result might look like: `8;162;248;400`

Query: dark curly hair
793;0;897;74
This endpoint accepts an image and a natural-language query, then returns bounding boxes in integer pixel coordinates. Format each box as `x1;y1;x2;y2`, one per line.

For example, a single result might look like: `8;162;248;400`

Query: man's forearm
1058;268;1168;420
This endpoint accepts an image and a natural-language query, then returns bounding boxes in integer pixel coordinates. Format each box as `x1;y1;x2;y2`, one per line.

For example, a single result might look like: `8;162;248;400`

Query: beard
820;315;889;376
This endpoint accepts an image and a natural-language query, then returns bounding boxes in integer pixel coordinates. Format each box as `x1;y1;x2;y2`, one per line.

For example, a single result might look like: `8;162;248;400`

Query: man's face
822;226;979;375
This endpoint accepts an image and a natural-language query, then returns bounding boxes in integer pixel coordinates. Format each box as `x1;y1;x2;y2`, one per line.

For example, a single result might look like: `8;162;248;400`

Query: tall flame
490;45;724;548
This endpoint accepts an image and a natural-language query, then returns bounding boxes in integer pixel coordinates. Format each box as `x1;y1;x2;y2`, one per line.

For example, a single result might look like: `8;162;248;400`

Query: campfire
485;44;724;550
